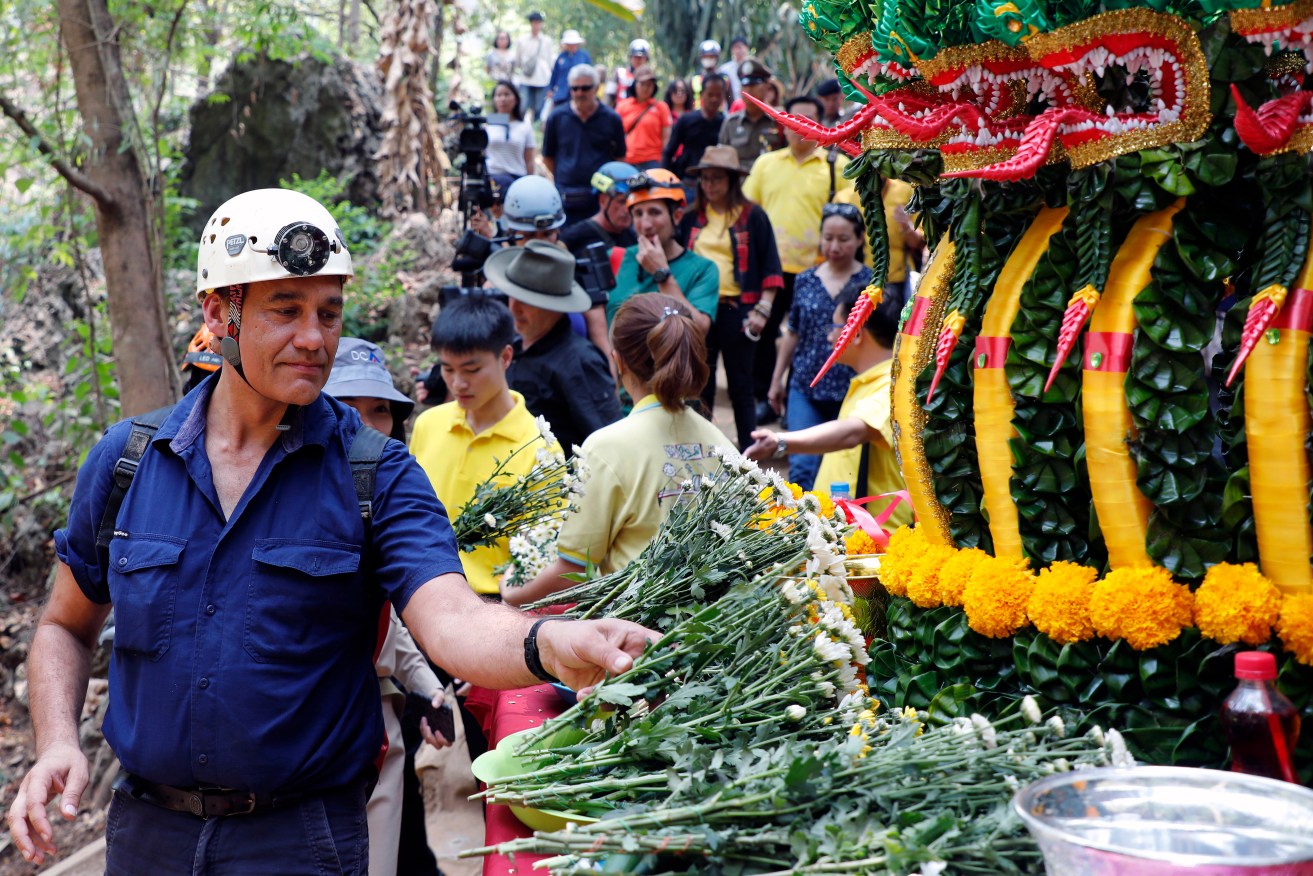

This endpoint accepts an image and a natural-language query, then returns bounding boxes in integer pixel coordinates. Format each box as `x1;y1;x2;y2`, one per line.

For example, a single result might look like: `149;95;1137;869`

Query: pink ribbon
834;490;910;549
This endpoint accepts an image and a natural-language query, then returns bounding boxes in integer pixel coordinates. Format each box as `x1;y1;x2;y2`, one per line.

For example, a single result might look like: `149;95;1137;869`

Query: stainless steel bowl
1015;766;1313;875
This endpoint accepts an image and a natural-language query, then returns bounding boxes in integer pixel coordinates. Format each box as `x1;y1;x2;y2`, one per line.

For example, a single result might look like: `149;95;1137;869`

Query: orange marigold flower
1088;566;1193;650
845;528;881;556
1195;562;1282;646
1027;561;1098;644
879;525;929;598
962;555;1035;638
904;543;957;608
1277;594;1313;666
934;547;989;608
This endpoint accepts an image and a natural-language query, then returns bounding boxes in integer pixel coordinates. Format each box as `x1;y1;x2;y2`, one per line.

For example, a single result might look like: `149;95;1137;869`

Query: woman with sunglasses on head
504;293;727;606
485;79;536;181
766;203;870;489
677;144;784;450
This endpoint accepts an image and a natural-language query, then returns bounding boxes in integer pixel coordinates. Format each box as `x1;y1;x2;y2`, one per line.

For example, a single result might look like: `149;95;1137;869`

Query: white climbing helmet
629;39;651;58
700;39;722;56
503;175;566;232
196;188;353;300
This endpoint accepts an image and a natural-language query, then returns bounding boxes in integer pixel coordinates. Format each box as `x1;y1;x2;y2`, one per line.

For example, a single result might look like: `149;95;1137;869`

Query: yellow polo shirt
816;359;912;528
556;395;730;574
692;205;742;297
884;179;915;284
742;146;860;274
409;392;549;594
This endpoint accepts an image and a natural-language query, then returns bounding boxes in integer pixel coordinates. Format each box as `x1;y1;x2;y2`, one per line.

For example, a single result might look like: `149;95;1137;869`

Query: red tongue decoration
870;98;991;142
1231;84;1313;155
1227;285;1289;386
744;94;881;147
942;106;1097;181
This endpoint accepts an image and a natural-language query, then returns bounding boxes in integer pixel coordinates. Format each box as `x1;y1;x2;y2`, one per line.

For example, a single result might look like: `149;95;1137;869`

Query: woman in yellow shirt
505;293;729;605
677;145;784;449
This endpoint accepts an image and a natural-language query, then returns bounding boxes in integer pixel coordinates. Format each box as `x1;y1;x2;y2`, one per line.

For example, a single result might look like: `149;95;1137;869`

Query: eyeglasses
822;203;862;220
570;84;594;92
741;77;768;86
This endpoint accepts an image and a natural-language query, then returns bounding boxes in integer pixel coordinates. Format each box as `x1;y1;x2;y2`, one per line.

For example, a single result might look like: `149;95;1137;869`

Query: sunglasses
570;84;595;92
822;203;862;220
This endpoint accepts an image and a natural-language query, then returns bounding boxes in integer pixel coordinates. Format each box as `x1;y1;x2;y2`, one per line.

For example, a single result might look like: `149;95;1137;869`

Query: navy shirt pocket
245;539;363;664
108;534;186;661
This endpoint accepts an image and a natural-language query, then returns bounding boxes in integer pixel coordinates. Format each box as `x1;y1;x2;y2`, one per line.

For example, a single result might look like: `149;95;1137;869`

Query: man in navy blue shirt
6;189;655;873
546;29;591;106
544;65;627;225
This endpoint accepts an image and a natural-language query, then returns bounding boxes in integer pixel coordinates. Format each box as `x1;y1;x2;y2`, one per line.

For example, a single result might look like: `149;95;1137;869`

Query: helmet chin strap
220;287;295;432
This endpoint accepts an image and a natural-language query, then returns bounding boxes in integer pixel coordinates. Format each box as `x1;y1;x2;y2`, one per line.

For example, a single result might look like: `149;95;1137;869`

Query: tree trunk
347;0;362;49
58;0;180;415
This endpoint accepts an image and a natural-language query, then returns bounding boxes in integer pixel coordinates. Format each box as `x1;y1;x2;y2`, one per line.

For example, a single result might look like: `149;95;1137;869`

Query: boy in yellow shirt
410;297;553;595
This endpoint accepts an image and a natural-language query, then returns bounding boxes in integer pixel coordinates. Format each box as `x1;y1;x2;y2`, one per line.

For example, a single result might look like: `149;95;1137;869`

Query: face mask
700;56;717;70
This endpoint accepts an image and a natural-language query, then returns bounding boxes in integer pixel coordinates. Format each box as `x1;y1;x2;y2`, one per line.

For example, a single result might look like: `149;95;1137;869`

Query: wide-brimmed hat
324;338;414;438
484;241;592;313
561;29;585;45
688;145;750;176
633;65;657;83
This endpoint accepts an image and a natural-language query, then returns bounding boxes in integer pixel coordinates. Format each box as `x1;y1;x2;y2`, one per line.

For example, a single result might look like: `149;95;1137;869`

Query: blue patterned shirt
788;264;872;402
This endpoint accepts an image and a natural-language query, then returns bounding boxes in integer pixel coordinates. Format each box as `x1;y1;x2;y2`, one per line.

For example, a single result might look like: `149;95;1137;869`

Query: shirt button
118;558;127;567
198;754;208;765
205;604;216;616
199;678;210;689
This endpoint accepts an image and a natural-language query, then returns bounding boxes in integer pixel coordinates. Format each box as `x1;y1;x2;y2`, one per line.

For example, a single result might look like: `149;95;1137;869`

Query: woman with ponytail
505;293;730;605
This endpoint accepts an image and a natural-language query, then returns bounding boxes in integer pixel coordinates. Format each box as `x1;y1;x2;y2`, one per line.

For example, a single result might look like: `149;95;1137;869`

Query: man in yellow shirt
883;178;924;314
744;286;911;529
409;296;553;595
742;95;859;423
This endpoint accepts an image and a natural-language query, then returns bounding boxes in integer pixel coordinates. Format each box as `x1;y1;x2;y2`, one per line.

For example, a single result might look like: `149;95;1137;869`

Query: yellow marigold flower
904;543;958;608
789;482;804;500
1277;594;1313;666
846;528;881;556
1028;561;1098;644
963;555;1035;638
1195;562;1282;646
1089;566;1193;650
935;547;990;608
877;525;929;597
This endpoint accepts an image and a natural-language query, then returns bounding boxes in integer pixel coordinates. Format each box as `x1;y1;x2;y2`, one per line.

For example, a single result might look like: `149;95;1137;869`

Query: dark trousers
753;272;797;400
701;298;759;449
105;779;370;875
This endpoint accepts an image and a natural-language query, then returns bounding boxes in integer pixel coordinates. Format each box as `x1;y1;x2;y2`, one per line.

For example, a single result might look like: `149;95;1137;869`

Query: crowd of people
5;17;929;876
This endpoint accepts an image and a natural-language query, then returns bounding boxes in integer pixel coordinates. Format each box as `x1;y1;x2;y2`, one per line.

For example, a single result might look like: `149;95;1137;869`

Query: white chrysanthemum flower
910;862;948;876
786;704;807;722
952;717;974;735
534;415;556;446
971;714;998;749
799;493;821;515
1046;715;1066;738
1004;775;1021;791
1106;728;1134;768
484;513;497;528
817;573;852;604
535;447;553;466
1021;695;1043;726
710;520;734;540
708;445;723;458
782;581;808;605
813;633;850;663
1086;725;1106;746
1054;757;1071;772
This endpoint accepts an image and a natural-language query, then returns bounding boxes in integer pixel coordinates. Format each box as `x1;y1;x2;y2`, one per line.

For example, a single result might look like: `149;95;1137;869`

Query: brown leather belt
114;773;314;819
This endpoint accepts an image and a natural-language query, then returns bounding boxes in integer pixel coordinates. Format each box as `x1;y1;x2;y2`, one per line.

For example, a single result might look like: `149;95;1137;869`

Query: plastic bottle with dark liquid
1220;651;1301;783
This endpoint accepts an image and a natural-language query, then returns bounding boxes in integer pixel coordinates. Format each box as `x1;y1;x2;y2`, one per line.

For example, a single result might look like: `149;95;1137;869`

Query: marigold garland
934;547;989;608
904;542;959;608
878;525;928;598
1089;566;1193;650
1194;563;1282;646
845;529;882;556
1276;594;1313;666
962;556;1035;638
1027;561;1099;644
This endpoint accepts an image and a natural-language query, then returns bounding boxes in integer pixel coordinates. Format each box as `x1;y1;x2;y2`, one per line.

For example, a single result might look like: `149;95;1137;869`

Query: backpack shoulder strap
96;404;176;561
348;426;390;538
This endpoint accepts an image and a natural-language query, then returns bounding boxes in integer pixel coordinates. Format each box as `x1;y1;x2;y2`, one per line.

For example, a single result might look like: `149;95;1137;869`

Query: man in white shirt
718;36;750;102
515;11;553;124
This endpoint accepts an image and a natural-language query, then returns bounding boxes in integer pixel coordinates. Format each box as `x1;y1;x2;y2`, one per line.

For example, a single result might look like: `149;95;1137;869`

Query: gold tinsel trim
917;41;1031;84
1231;0;1313;37
838;32;876;74
1026;9;1212;168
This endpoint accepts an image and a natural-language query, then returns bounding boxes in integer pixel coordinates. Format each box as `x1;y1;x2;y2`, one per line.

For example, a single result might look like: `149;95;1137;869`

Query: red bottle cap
1234;651;1277;680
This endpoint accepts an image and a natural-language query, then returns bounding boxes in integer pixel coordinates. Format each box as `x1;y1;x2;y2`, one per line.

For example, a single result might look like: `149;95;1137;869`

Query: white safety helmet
196;188;353;300
628;39;651;57
503;175;566;232
700;39;722;56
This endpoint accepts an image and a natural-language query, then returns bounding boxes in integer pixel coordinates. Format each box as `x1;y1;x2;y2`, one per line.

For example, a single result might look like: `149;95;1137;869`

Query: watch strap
652;268;672;284
524;616;573;683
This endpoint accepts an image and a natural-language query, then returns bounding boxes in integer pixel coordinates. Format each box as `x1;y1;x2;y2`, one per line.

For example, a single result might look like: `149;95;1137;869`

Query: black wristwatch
651;268;672;285
524;616;573;683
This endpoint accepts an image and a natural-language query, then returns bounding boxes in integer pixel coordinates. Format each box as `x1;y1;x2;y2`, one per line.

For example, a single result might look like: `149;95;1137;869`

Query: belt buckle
228;793;258;817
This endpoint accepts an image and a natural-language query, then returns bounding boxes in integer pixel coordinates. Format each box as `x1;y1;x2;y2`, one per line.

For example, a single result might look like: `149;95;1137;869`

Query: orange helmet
182;326;223;373
625;169;686;208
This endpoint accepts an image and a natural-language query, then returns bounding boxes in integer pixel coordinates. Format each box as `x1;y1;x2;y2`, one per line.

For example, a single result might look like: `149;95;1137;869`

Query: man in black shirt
484;241;622;455
663;73;727;203
560;161;639;358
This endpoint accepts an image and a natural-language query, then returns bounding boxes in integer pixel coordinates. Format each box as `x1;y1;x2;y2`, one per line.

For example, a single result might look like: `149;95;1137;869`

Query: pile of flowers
451;417;587;551
529;448;852;630
880;526;1313;660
